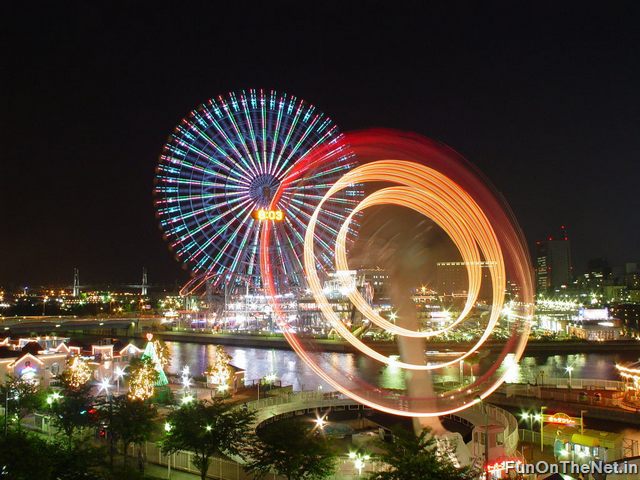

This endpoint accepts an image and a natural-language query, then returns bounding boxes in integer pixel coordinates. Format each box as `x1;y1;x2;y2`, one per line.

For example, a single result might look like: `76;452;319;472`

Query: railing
512;377;626;391
131;442;382;480
501;381;625;408
245;390;519;454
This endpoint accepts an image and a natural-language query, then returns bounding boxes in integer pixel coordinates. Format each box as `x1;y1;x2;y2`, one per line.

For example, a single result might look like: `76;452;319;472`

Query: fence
503;380;625;408
514;377;625;391
131;442;382;480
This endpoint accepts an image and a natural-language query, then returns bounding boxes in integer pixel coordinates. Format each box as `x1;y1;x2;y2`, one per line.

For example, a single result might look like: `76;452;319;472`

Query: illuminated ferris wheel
155;89;361;292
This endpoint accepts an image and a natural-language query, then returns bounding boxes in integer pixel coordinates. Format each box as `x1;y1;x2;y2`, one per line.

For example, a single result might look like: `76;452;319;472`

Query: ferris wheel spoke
271;97;304;178
259;90;268;176
272;116;332;180
167;196;253;239
245;226;262;277
284;204;335;256
155;190;245;208
208;205;256;272
204;105;254;174
239;91;262;175
267;91;285;173
182;118;252;181
179;198;255;264
271;114;322;179
156;89;363;280
221;93;262;176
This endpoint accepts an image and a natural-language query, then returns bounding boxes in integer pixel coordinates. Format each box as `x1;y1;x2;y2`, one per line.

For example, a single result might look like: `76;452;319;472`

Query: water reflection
163;341;640;391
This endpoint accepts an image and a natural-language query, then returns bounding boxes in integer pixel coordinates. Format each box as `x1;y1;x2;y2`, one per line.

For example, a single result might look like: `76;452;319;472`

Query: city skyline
4;3;640;286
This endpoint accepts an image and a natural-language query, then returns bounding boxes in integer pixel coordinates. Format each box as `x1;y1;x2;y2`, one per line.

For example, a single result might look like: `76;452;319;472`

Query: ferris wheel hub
248;173;280;208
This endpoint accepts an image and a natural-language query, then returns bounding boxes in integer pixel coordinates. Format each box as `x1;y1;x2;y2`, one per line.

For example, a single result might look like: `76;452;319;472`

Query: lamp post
475;396;489;468
114;366;126;394
99;377;115;470
164;422;172;479
566;366;574;389
349;451;370;476
45;391;62;438
540;406;547;452
4;385;10;437
580;410;587;435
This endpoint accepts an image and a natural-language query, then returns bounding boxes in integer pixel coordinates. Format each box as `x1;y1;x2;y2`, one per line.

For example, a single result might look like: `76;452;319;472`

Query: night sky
3;2;640;287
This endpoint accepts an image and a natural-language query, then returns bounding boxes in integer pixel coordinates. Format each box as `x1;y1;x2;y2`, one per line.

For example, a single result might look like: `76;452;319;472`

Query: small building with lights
0;336;144;387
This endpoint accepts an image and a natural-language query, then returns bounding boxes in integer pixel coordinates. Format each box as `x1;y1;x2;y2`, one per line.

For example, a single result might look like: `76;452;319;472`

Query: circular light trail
261;129;534;417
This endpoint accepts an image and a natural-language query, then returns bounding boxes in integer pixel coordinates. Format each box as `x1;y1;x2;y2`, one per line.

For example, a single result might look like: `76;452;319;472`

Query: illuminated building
611;303;640;333
535;227;572;293
436;261;494;303
357;267;391;305
568;322;621;341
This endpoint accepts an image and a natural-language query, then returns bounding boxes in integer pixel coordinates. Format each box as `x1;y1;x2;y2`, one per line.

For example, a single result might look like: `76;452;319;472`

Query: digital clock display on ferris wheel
252;209;284;221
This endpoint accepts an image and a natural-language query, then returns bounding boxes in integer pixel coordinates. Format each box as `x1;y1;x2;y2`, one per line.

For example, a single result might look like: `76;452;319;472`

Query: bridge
0;315;162;336
136;391;519;480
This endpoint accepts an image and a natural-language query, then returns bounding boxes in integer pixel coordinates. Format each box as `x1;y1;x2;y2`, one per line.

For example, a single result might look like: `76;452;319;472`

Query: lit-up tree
205;346;232;391
141;334;169;386
65;356;92;389
127;357;159;401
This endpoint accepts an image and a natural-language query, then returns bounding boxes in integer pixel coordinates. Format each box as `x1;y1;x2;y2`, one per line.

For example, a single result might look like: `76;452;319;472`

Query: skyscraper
535;226;572;293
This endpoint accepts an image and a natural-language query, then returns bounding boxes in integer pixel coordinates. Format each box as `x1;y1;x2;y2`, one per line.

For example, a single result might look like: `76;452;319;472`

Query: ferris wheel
155;89;361;292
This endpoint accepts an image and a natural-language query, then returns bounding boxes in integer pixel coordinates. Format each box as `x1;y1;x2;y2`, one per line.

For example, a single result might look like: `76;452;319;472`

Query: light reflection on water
164;341;640;391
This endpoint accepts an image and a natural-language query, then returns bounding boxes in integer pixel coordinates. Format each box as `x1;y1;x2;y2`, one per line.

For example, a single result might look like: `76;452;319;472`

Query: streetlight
45;391;62;438
349;451;370;476
520;411;539;461
540;406;547;452
565;366;574;389
114;366;126;394
580;410;587;435
98;377;115;470
475;395;489;469
99;377;113;396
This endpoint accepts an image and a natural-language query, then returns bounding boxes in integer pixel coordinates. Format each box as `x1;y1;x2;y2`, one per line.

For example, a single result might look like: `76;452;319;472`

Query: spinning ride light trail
261;129;534;417
155;89;361;293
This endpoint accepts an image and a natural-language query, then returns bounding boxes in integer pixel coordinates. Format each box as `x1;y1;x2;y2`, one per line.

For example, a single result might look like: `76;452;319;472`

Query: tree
245;418;337;480
368;426;477;480
109;396;157;472
0;429;104;480
161;398;255;480
0;429;54;479
0;375;44;430
127;357;159;401
64;356;93;389
205;346;232;388
140;333;169;387
50;369;96;448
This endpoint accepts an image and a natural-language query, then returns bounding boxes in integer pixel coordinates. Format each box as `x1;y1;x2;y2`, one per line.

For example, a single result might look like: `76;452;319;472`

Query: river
163;340;640;391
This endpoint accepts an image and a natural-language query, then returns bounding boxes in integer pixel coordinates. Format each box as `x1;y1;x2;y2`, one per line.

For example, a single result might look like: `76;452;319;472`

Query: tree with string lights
205;345;232;393
126;357;159;402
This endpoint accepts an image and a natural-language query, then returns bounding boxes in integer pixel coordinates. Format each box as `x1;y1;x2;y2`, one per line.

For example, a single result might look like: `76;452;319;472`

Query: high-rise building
435;261;494;302
535;226;572;293
358;267;390;305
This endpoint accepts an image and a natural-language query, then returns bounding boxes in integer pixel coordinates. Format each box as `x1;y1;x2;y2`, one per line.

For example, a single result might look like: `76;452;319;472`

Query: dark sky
3;1;640;287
